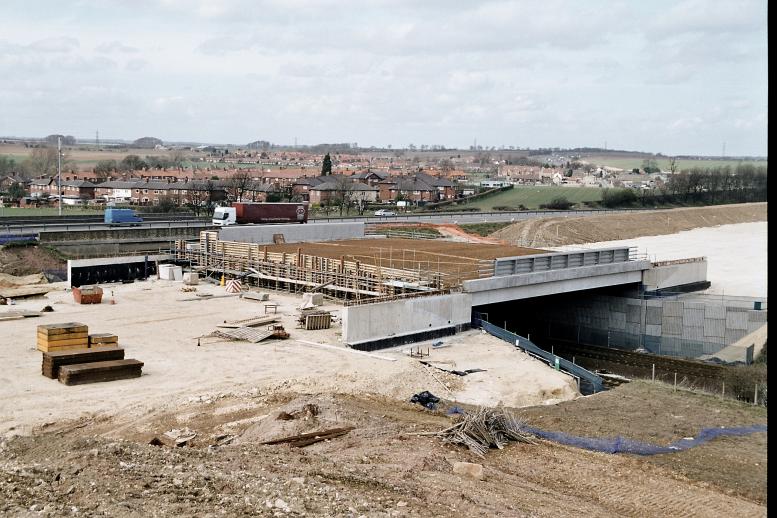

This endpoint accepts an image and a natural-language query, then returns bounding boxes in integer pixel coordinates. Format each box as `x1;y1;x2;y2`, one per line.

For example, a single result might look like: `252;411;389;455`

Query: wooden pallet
58;359;143;386
42;347;124;379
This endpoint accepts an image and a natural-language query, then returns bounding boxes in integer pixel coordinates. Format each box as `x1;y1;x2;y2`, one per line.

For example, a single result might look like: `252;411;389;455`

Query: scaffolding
172;232;486;301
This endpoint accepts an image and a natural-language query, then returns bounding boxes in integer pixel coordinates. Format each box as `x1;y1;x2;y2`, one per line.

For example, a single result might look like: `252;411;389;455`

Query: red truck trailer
212;202;309;226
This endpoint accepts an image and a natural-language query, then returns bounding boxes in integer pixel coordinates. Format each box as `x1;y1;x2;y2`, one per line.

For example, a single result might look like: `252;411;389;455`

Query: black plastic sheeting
349;325;469;352
70;259;156;288
410;391;440;410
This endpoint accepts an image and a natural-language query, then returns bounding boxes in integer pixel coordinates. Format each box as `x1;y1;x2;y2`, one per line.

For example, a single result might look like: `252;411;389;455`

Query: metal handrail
475;316;603;393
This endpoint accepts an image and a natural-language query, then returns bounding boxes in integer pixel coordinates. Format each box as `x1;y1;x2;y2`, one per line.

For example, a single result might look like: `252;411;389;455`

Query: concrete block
681;325;704;340
663;301;683;317
703;318;725;338
646;306;662;325
159;264;182;281
625;322;641;335
183;272;199;285
725;328;747;345
662;316;683;335
626;304;641;324
748;310;768;323
725;311;749;330
704;305;725;319
220;222;365;245
608;299;627;313
301;292;324;307
608;311;626;330
683;308;704;326
645;324;662;336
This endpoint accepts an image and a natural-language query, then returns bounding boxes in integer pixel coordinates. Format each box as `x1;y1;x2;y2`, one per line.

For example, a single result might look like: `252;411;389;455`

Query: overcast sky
0;0;768;156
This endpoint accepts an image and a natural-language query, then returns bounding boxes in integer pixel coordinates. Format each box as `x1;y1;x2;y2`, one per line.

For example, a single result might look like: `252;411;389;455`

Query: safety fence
522;424;767;455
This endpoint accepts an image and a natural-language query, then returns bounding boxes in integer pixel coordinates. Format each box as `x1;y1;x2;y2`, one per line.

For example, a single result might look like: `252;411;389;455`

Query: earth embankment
490;202;766;247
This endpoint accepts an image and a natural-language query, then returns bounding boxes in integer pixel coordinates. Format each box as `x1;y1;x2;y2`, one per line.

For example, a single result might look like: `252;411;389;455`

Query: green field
583;156;767;172
461;186;603;211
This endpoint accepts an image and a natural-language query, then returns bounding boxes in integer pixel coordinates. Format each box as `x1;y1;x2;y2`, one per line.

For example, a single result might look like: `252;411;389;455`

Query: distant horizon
0;1;767;157
0;135;767;160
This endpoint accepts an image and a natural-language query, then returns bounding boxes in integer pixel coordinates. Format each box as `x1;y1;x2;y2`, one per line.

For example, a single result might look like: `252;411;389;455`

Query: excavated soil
0;245;66;277
491;203;767;247
0;383;766;517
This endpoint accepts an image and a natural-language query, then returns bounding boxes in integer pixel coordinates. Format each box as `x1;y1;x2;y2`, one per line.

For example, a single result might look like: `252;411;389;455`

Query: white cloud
0;0;768;155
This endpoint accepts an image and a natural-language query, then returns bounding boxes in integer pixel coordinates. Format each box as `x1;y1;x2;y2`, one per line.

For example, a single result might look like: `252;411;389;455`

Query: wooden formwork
173;232;472;299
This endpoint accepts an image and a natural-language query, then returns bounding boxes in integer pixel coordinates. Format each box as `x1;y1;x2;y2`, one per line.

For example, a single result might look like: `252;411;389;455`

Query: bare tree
19;147;59;179
228;171;255;202
332;175;354;216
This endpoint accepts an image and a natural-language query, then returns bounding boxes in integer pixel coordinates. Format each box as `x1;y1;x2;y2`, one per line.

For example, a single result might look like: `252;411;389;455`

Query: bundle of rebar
437;407;536;456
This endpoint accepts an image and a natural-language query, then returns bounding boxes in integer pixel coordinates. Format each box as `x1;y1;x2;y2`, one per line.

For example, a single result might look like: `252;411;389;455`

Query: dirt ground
0;382;766;517
490;202;767;247
0;245;66;277
0;279;577;438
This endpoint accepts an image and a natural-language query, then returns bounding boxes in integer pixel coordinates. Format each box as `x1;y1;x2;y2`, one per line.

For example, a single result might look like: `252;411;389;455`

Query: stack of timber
37;323;89;352
88;333;119;347
42;347;125;379
58;359;144;385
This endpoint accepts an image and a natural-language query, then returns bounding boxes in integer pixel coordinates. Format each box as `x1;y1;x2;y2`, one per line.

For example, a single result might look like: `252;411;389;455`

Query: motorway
0;208;648;234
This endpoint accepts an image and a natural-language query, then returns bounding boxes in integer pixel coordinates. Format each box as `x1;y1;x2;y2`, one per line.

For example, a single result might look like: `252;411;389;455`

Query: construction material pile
38;323;89;352
37;322;143;385
437;407;536;456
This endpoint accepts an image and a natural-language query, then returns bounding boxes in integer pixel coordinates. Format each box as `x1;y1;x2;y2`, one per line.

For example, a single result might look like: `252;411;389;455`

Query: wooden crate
304;313;331;330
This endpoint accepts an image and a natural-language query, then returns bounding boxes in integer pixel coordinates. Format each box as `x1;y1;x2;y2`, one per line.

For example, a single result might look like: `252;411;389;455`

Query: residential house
309;181;378;205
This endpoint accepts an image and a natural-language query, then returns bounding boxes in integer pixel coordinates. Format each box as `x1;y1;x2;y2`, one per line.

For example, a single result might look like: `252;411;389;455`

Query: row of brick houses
22;168;462;207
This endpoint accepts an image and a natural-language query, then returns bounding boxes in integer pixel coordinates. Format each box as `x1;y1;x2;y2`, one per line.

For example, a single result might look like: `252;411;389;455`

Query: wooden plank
37;323;89;336
37;337;88;347
58;359;143;385
42;347;124;379
37;343;90;353
260;427;354;447
38;331;89;343
88;333;119;345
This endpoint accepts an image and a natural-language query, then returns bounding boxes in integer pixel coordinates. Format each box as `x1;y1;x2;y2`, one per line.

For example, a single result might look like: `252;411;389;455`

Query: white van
212;206;237;226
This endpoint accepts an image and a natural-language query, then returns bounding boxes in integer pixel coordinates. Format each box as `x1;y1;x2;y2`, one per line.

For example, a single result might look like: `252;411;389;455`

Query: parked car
374;209;396;216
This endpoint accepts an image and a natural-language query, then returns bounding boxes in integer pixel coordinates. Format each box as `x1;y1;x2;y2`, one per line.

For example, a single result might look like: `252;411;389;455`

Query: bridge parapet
493;246;638;277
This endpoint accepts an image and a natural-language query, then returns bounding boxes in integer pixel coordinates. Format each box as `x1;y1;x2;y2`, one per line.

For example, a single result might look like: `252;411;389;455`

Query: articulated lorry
212;202;309;226
104;207;143;226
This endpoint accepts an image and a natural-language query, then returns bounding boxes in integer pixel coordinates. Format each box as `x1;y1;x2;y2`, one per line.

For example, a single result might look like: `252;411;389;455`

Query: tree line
601;164;767;207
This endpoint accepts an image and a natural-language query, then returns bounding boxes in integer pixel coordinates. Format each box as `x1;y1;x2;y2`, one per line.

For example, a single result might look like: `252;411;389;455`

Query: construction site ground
0;279;767;516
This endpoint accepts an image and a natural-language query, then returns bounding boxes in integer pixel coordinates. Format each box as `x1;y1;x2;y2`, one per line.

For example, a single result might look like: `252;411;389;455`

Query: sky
0;0;768;156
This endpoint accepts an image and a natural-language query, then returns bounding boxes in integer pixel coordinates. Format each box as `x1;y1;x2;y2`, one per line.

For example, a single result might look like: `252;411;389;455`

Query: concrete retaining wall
220;222;364;244
504;292;767;359
342;293;472;346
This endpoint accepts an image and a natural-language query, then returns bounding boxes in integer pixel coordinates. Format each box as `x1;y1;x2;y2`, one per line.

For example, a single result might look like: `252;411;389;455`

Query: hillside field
462;186;603;210
583;155;766;172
